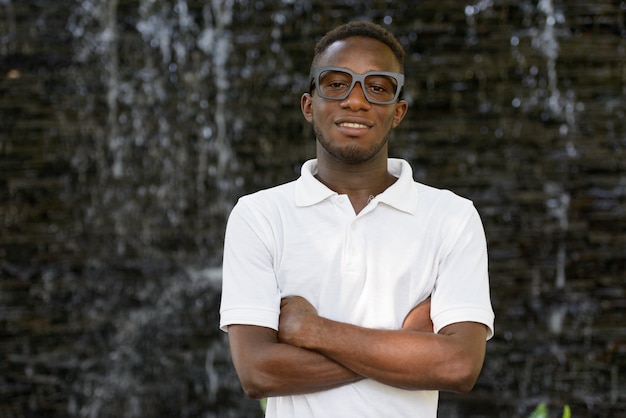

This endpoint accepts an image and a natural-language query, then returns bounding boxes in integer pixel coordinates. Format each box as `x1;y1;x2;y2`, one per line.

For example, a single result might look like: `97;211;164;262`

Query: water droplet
202;127;213;139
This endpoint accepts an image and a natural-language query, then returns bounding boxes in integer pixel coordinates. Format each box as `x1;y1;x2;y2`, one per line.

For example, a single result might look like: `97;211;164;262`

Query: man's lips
335;117;373;131
339;122;369;129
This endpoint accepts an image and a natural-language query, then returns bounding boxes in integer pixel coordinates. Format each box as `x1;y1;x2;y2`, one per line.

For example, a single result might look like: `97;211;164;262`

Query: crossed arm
227;297;488;399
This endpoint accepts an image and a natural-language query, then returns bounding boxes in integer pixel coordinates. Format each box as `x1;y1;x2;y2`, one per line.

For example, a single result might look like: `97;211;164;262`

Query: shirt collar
295;160;336;206
378;158;419;214
295;158;418;214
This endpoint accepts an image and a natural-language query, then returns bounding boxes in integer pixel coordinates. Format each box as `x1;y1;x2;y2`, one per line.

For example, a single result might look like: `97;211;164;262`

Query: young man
220;21;494;417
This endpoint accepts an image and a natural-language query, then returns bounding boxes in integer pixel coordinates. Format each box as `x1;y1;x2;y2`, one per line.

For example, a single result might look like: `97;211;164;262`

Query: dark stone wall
0;0;624;417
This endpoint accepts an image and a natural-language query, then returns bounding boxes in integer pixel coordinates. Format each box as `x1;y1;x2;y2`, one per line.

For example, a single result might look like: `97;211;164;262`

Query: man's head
311;22;405;72
301;22;409;165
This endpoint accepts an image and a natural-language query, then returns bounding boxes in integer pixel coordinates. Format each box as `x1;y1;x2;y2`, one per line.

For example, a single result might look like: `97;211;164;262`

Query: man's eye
328;81;348;89
368;84;390;95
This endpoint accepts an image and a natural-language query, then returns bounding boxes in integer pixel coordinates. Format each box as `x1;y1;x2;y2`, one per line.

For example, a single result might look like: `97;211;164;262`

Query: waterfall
196;0;238;229
62;1;245;416
3;1;623;416
66;0;241;263
513;0;575;290
533;1;574;333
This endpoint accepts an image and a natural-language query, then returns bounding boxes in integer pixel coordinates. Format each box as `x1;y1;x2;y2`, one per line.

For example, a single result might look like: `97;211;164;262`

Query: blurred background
0;0;624;417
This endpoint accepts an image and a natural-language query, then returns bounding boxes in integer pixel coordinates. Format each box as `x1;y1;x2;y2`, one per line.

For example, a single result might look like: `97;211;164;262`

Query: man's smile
339;122;368;129
335;117;373;133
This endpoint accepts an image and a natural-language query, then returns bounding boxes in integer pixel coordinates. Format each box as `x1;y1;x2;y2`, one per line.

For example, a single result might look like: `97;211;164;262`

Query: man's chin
315;127;388;164
323;139;389;164
323;145;373;164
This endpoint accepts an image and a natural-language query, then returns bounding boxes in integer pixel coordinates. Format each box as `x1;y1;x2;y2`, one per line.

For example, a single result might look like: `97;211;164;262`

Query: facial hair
313;122;389;164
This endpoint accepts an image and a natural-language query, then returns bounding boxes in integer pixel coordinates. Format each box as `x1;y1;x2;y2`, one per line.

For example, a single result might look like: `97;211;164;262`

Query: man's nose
341;81;371;109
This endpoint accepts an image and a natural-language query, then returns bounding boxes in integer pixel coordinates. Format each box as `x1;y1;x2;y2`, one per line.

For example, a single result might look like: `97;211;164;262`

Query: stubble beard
314;123;389;165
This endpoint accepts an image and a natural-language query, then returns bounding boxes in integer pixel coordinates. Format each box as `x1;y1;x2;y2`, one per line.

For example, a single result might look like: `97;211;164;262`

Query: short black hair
312;21;405;70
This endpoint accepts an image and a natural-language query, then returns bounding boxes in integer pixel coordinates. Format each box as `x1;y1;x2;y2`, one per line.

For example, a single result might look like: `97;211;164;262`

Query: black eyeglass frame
309;66;405;105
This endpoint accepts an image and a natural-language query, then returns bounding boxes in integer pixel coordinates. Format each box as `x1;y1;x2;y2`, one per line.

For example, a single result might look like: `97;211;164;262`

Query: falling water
531;0;573;334
1;0;624;416
61;1;251;416
489;0;577;338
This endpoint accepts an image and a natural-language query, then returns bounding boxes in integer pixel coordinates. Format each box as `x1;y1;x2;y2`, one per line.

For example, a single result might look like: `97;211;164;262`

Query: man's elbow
238;370;279;400
447;359;483;394
451;372;479;394
237;373;267;399
242;383;267;400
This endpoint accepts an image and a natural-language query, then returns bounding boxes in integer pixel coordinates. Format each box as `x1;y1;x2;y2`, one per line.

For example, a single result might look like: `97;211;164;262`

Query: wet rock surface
0;1;624;417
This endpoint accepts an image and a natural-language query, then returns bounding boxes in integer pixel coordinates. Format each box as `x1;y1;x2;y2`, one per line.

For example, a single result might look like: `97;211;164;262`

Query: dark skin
228;298;434;399
303;38;408;214
277;297;487;392
227;36;488;400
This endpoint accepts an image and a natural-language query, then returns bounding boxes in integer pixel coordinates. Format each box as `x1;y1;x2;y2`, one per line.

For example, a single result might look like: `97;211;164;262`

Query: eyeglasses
310;66;404;105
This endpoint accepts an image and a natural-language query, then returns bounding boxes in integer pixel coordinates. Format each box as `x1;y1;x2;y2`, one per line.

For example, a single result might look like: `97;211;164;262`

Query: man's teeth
340;122;367;128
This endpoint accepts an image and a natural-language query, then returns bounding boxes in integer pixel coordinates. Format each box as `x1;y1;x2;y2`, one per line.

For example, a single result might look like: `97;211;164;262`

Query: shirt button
351;223;357;231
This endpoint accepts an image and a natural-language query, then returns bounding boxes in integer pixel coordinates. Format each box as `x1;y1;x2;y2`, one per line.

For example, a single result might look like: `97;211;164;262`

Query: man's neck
315;157;397;214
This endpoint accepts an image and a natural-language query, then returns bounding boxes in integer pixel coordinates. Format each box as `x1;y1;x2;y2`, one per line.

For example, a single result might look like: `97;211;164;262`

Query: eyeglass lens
317;69;400;104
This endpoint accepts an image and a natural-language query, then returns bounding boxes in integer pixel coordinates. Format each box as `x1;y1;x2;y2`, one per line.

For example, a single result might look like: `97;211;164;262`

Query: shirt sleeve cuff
219;307;279;333
432;307;495;340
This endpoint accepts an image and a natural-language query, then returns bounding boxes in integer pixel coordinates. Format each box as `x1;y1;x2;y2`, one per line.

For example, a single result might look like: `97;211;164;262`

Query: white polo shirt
220;158;494;418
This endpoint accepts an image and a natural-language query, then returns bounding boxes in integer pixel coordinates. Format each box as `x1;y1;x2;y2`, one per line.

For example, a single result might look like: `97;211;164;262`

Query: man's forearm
300;318;482;391
279;297;487;393
228;324;362;399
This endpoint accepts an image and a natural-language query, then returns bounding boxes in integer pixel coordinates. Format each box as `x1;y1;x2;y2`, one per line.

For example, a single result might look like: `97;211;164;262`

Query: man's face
301;37;408;164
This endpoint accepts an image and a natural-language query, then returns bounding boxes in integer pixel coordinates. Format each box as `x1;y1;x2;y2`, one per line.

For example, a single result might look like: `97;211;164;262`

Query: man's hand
278;296;319;348
402;297;433;333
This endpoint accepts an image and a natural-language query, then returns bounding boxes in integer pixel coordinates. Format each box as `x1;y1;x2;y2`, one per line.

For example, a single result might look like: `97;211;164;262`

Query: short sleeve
431;205;495;340
219;199;281;332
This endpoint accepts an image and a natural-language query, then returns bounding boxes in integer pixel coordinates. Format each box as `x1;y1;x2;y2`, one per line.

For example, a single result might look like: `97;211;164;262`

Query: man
220;21;494;417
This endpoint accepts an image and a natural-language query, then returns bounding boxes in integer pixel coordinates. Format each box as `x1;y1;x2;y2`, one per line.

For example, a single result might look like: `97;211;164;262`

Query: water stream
1;1;624;417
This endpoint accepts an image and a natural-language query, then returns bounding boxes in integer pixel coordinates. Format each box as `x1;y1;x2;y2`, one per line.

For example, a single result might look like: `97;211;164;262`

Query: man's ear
392;100;408;128
301;93;313;123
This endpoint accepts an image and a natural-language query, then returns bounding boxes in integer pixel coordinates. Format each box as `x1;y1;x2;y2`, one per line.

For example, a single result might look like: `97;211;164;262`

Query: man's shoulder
236;179;298;210
391;159;473;209
411;182;478;226
414;182;473;207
